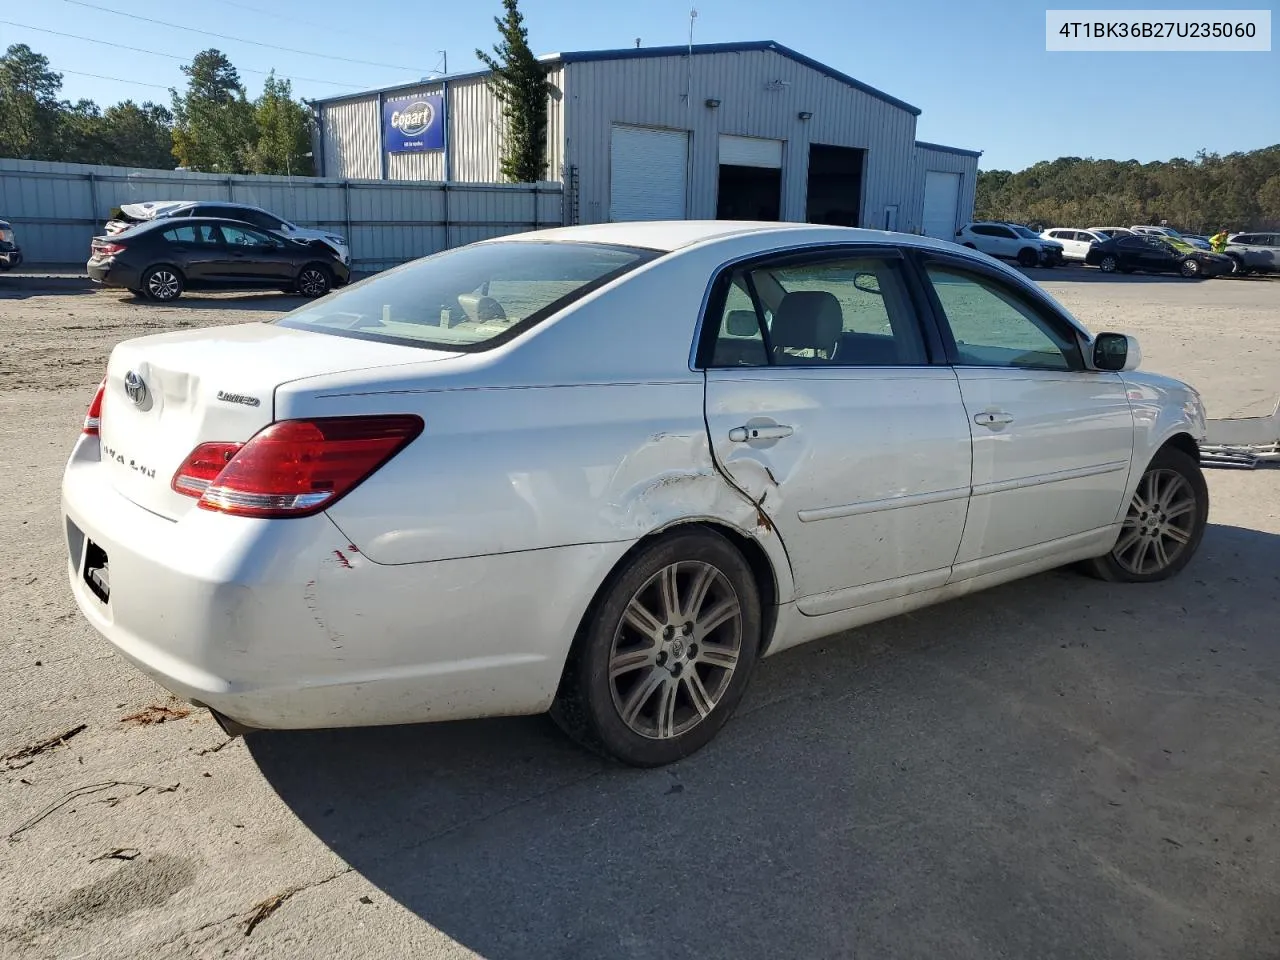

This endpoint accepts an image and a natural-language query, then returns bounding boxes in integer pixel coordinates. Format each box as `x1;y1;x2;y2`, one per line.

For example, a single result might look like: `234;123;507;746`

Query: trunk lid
99;321;458;520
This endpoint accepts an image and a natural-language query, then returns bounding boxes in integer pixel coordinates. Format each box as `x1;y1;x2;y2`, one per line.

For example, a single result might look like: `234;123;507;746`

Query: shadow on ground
249;523;1280;959
112;292;310;312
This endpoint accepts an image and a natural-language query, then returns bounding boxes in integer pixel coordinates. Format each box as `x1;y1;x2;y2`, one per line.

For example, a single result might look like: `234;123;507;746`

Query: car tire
1016;247;1039;268
1098;255;1118;273
1081;445;1209;584
1179;259;1202;279
141;265;183;302
550;527;763;767
296;263;332;298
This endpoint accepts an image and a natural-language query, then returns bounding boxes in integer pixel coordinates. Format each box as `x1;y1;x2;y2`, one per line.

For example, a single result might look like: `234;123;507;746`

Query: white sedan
62;222;1210;766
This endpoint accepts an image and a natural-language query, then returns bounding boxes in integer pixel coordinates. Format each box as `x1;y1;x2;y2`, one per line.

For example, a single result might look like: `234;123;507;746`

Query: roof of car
494;220;968;255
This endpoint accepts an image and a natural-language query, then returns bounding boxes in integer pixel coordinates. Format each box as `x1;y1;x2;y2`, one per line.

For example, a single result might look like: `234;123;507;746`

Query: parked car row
105;201;350;264
1084;233;1235;279
957;220;1259;280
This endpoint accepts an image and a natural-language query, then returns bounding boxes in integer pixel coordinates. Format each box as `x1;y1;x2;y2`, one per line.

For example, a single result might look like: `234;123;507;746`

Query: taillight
171;415;423;518
83;377;106;436
92;241;126;257
171;442;243;496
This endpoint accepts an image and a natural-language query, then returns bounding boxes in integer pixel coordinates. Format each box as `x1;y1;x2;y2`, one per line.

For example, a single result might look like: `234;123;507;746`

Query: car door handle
729;424;794;442
974;412;1015;428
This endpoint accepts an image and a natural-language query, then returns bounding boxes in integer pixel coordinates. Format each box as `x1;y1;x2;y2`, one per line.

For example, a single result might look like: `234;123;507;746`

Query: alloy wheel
1112;469;1198;576
148;270;179;300
1099;255;1117;273
608;560;743;740
299;269;328;296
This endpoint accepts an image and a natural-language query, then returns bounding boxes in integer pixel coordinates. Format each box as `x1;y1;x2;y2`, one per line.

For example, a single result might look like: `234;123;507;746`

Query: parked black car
0;218;22;271
1085;234;1235;279
87;217;350;301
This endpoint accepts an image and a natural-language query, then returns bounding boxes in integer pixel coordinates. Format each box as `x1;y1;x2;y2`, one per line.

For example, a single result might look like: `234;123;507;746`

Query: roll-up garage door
922;171;962;239
718;134;784;169
609;125;688;222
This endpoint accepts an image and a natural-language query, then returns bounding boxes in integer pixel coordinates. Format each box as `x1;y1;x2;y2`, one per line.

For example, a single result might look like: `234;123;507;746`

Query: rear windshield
274;240;659;351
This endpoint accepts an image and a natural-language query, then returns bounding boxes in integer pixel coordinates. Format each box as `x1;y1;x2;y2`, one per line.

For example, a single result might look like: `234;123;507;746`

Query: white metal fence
0;158;564;269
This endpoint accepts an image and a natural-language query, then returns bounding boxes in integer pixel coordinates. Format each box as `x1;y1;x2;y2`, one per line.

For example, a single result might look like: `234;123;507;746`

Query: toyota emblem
123;371;147;406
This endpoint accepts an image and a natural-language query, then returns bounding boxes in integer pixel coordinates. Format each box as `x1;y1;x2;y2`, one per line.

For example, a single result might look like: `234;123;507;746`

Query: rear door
702;246;972;614
157;223;220;285
916;253;1133;571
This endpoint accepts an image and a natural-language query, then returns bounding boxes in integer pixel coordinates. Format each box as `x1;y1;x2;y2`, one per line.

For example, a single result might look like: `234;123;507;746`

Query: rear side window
707;255;927;368
969;225;998;236
161;224;219;244
276;241;658;351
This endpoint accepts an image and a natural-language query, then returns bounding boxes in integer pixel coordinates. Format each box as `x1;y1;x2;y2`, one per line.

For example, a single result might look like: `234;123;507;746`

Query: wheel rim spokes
1113;469;1197;575
609;560;743;740
150;271;177;298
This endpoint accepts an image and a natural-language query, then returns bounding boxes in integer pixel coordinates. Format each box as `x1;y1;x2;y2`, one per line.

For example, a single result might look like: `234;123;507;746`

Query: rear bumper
61;435;624;730
87;260;139;288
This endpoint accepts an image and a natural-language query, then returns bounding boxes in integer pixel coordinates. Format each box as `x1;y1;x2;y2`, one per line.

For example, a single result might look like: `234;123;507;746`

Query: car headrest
725;310;760;337
456;293;508;323
771;291;842;357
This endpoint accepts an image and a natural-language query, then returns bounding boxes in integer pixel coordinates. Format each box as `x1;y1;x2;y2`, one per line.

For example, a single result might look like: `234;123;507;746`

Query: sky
3;0;1277;171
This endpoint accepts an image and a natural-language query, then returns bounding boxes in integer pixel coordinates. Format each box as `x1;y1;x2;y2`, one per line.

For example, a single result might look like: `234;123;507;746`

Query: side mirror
852;272;882;295
1093;332;1141;371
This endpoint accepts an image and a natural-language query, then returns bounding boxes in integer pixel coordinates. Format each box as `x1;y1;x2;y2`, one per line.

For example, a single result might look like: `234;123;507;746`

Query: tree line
0;43;315;175
975;146;1280;233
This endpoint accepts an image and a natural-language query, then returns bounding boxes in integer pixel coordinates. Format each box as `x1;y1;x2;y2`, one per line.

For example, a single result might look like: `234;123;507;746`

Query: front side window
276;240;657;351
925;264;1081;371
708;255;927;367
220;224;277;248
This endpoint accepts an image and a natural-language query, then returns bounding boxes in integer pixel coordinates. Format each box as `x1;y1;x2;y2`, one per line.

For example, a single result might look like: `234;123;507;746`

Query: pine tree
476;0;553;183
170;49;256;172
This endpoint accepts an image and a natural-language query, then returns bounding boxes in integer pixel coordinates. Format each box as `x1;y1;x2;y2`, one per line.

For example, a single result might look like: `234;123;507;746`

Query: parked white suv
1040;227;1107;262
956;221;1064;267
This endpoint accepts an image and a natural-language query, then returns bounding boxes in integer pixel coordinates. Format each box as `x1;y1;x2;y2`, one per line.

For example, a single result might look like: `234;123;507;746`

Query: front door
702;248;972;614
212;223;295;285
917;256;1133;571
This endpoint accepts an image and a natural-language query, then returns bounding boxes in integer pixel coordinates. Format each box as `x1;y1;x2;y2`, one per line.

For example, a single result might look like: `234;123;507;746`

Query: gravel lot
1;270;1278;960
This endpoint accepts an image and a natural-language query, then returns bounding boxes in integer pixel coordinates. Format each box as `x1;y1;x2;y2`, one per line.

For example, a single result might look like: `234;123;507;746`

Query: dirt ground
1;270;1278;960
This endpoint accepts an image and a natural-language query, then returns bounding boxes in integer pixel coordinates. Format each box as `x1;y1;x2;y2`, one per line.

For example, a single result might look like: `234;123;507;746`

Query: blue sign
383;94;445;153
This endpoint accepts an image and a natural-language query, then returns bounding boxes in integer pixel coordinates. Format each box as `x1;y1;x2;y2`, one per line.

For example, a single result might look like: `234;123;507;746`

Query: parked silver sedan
62;222;1210;766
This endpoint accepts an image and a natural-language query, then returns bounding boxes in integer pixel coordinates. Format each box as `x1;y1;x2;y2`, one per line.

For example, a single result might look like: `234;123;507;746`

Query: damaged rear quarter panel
317;380;771;566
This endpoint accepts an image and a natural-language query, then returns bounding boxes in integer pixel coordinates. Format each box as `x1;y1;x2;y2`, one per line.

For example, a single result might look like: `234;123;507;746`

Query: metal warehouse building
312;40;980;237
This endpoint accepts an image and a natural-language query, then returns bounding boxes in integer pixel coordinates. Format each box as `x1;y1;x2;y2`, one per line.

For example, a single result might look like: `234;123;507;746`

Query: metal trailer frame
1200;396;1280;469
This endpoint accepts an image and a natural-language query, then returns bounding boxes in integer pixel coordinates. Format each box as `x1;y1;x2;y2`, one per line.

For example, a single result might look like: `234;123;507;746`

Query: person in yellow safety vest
1210;229;1230;253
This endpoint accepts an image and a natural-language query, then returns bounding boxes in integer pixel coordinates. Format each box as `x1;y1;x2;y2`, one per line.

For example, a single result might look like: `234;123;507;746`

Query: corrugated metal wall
321;98;380;180
910;146;979;235
319;65;566;184
561;49;921;227
0;158;562;268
